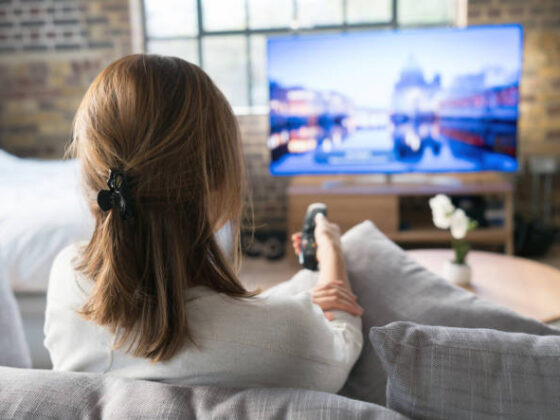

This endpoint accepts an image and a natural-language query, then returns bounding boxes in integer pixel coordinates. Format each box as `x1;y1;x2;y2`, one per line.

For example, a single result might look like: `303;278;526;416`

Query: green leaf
452;239;470;264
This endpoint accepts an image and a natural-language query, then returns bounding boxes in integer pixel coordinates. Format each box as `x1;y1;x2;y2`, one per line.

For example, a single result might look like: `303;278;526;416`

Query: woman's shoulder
231;290;325;329
48;241;92;304
50;241;86;280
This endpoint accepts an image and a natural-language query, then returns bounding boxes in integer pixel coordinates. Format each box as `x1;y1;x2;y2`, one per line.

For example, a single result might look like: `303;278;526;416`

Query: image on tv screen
267;25;522;175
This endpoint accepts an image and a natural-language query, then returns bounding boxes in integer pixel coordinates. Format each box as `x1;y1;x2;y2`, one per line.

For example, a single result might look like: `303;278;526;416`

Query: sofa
1;222;559;419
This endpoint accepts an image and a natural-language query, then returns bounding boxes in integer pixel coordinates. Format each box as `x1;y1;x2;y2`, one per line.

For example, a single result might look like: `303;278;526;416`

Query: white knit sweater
44;243;363;393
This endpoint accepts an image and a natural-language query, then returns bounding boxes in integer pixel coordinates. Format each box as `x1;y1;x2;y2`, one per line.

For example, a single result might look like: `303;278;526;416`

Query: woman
44;55;363;393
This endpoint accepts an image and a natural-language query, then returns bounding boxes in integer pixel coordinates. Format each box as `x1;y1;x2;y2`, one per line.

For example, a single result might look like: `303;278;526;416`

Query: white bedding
0;150;94;292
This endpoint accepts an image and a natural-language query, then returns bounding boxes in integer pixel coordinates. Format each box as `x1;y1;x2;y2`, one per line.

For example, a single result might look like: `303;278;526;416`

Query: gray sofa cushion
0;367;408;419
0;270;31;368
370;322;560;420
337;221;560;405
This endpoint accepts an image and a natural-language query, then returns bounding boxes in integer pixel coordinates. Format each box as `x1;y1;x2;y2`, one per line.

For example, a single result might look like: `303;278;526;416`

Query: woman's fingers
311;288;364;315
291;232;302;255
311;281;364;318
312;283;357;299
313;296;364;316
316;293;362;313
312;286;357;302
324;311;335;321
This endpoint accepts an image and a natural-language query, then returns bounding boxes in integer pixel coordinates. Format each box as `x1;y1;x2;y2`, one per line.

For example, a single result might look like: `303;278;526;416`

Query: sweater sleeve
44;244;113;373
274;291;363;392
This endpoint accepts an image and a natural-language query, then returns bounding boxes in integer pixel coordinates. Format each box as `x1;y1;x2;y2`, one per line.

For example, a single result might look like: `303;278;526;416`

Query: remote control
298;203;327;271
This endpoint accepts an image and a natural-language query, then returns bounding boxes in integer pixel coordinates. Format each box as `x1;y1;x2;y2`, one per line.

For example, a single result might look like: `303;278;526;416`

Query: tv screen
267;25;522;175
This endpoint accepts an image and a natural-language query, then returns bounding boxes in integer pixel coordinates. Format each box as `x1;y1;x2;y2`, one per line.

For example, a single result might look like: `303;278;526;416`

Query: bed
0;150;94;293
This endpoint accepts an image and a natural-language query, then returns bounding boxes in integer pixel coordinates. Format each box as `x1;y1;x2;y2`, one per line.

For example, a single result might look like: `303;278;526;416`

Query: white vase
442;260;471;287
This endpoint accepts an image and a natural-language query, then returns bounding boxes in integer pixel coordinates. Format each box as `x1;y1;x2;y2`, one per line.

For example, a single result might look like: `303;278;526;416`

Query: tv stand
287;174;514;255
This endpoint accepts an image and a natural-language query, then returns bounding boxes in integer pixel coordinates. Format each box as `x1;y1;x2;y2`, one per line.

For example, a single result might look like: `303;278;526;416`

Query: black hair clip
97;169;134;220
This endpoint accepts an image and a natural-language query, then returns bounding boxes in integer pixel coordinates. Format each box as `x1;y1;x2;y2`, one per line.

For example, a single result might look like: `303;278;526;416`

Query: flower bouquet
429;194;477;286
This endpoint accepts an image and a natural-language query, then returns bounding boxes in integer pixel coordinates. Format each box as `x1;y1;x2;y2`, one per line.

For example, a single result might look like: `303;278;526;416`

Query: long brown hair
68;54;255;362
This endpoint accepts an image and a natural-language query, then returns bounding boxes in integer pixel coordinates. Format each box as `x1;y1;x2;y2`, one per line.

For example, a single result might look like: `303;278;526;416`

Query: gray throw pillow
0;270;31;368
337;221;560;405
370;321;560;420
0;367;408;419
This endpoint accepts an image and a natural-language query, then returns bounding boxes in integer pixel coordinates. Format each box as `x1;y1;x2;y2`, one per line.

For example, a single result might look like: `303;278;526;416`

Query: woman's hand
310;281;364;321
314;213;342;254
292;214;361;320
291;213;342;260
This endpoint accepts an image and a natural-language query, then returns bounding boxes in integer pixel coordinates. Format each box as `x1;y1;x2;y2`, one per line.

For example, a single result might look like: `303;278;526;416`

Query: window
143;0;459;111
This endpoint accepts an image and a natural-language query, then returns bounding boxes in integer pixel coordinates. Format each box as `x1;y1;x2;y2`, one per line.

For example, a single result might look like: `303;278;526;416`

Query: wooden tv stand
287;174;514;255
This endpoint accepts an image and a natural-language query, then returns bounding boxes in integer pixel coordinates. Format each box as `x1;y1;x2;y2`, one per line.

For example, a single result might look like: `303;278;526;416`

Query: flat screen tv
267;25;522;175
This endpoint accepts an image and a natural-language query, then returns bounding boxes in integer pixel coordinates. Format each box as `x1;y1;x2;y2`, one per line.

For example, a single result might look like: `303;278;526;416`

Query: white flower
429;194;454;215
450;208;469;239
433;212;452;229
429;194;455;230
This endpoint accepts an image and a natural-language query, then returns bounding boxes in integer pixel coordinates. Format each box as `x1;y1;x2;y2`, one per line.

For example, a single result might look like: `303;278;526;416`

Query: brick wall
467;0;560;226
0;0;131;157
239;114;289;233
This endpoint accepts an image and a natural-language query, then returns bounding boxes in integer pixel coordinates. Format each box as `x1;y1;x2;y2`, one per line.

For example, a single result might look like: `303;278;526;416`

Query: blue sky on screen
267;25;522;109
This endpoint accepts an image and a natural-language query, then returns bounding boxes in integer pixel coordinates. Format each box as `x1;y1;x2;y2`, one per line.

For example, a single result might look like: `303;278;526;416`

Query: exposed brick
507;6;524;17
547;102;560;117
521;94;537;102
488;8;502;18
87;41;113;49
86;17;107;25
0;124;37;135
468;9;482;19
54;43;81;50
530;6;545;16
100;3;128;12
53;19;79;25
550;78;560;90
22;44;47;51
542;17;560;29
546;130;560;141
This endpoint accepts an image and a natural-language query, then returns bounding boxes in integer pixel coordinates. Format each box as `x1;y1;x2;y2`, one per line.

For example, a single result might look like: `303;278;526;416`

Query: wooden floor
238;256;299;292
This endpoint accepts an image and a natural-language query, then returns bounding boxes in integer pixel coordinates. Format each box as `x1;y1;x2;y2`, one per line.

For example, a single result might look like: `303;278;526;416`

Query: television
267;25;522;175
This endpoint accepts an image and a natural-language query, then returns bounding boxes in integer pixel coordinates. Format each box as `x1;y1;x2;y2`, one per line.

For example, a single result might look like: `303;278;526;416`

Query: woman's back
45;243;362;393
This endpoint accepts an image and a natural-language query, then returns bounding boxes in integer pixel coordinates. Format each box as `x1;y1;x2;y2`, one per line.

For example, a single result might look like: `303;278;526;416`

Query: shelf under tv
287;173;514;255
